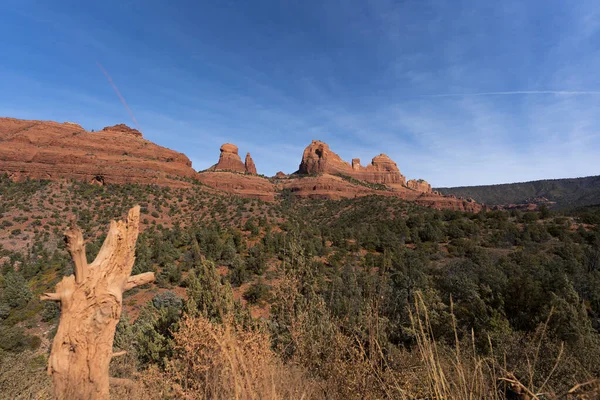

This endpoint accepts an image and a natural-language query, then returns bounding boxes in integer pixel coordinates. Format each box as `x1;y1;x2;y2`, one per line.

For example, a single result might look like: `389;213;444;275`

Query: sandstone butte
0;117;481;211
280;140;481;212
299;140;407;185
0;117;196;187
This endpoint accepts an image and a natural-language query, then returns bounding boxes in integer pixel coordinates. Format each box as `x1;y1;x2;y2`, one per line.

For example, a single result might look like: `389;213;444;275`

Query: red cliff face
0;117;196;187
298;140;406;185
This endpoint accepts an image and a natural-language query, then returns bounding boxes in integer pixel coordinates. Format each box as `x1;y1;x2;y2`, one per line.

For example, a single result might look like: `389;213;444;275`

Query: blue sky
1;0;599;187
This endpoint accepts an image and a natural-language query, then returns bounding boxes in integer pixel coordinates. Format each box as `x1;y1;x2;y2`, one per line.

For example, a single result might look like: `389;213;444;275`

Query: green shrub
243;281;271;305
0;326;40;352
152;291;183;310
1;271;32;309
40;302;60;322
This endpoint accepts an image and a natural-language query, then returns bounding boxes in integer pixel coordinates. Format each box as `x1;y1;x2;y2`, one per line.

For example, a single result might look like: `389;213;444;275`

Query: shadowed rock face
298;140;406;185
0;117;195;187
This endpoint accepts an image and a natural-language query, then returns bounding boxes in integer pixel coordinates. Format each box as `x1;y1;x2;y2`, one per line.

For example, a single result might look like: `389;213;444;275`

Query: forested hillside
1;176;599;398
438;175;600;208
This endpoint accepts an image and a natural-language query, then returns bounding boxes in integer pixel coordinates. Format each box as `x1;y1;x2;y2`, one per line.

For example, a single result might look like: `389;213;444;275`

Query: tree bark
41;206;154;399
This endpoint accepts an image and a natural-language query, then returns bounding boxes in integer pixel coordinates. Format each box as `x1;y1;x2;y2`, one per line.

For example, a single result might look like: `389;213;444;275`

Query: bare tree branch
124;272;155;291
40;292;61;302
64;224;88;284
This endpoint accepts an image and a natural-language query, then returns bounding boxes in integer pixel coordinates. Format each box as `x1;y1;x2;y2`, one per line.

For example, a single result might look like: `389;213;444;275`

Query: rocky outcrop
209;143;246;173
245;153;257;174
101;124;142;138
407;179;432;193
208;144;258;175
0;117;196;187
196;171;275;201
298;140;406;185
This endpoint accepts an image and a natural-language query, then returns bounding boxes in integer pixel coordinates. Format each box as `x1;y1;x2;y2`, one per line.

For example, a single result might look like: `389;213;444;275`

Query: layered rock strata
0;118;195;187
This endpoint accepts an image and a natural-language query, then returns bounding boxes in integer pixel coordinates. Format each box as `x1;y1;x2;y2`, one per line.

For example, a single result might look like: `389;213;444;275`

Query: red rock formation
281;174;481;212
298;140;406;185
245;153;257;174
0;117;195;187
196;171;275;201
407;179;432;193
275;171;288;178
0;118;483;211
209;143;246;173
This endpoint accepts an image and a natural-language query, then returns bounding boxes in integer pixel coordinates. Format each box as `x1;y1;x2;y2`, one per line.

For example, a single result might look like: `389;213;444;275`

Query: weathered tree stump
41;206;154;399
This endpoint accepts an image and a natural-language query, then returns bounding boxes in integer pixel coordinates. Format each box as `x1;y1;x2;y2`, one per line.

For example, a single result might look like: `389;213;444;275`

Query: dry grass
0;351;52;399
137;315;319;399
406;293;600;400
4;288;598;399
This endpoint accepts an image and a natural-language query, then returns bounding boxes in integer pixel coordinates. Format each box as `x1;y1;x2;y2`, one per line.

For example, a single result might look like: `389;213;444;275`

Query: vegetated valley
438;175;600;209
1;175;600;398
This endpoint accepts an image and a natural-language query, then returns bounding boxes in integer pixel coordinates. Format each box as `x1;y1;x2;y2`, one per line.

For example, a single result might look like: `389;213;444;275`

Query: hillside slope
437;175;600;208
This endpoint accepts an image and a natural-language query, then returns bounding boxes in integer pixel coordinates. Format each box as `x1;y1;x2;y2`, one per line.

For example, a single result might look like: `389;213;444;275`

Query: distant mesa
208;143;258;175
298;140;406;185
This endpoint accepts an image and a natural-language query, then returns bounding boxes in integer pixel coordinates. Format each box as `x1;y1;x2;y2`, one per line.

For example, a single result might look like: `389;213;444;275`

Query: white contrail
421;90;600;98
96;62;141;130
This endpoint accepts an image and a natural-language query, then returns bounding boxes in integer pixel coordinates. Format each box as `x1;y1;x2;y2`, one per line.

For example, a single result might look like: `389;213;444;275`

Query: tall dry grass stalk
408;292;500;399
407;292;600;400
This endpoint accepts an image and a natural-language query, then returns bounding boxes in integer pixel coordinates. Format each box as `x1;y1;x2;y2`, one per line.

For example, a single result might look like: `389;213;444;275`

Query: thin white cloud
421;91;600;98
